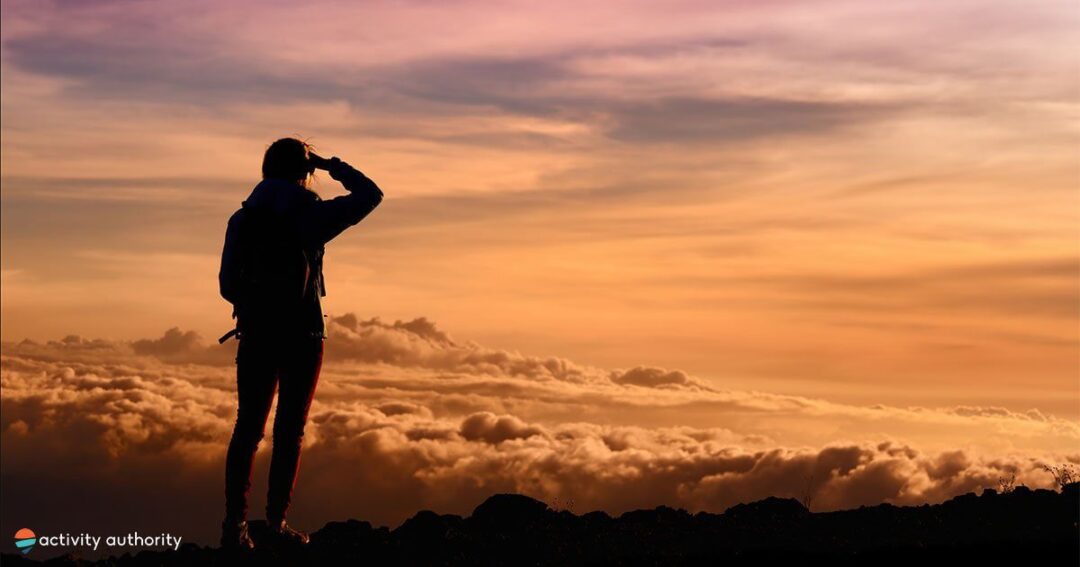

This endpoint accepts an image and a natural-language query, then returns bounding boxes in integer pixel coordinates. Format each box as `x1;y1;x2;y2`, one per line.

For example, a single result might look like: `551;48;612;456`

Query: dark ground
4;483;1077;566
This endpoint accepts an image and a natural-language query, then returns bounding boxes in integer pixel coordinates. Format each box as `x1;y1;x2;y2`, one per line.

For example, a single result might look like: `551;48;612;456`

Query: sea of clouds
2;313;1075;547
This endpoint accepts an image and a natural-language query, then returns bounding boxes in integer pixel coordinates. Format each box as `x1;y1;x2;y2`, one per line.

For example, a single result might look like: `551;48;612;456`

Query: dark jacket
219;160;383;339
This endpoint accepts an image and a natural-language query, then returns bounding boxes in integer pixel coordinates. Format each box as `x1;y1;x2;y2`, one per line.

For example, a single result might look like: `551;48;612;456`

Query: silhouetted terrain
5;484;1077;566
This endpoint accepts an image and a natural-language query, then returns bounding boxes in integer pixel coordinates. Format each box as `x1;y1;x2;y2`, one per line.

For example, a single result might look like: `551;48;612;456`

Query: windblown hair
262;137;314;185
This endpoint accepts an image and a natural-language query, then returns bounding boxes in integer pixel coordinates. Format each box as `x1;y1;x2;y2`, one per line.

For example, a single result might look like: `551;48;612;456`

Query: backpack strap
218;328;240;344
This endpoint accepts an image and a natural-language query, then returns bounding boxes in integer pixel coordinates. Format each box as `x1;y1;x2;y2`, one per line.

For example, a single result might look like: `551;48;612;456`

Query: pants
224;335;324;523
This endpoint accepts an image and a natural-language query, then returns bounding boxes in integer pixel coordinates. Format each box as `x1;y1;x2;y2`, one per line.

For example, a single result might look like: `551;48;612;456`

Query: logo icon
14;528;36;554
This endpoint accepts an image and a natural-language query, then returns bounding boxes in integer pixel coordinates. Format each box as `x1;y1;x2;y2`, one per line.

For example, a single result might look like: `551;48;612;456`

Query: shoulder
227;208;247;229
271;186;319;216
245;179;318;212
295;187;321;205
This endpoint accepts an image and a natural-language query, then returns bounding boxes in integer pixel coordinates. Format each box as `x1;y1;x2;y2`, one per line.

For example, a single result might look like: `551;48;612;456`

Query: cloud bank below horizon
2;313;1075;548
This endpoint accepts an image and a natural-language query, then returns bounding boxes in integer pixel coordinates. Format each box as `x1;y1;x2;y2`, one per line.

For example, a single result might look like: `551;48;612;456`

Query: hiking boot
220;519;255;550
268;519;310;545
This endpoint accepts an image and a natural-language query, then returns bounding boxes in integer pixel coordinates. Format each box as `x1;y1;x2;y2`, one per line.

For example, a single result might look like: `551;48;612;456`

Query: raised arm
297;157;384;246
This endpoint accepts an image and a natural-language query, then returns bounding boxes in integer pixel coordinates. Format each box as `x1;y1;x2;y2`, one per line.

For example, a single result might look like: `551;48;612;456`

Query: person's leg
266;337;324;525
224;337;280;523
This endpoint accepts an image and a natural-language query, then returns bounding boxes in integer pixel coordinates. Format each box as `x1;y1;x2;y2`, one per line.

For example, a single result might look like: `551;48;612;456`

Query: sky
1;0;1078;551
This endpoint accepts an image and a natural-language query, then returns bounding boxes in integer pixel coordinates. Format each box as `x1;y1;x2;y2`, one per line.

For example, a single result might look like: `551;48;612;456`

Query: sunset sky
1;0;1078;551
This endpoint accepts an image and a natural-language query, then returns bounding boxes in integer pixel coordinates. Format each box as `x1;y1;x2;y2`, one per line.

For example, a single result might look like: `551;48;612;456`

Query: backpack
219;205;313;339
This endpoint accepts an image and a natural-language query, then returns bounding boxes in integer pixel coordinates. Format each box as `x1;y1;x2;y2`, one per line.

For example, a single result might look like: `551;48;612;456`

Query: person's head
262;137;315;186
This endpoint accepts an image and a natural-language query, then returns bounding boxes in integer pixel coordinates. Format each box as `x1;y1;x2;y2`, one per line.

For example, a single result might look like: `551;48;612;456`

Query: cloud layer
2;314;1075;549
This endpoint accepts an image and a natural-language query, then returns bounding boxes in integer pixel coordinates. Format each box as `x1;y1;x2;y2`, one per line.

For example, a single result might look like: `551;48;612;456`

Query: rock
469;493;551;529
3;487;1076;565
724;497;809;522
619;505;692;524
1012;485;1033;496
395;510;463;542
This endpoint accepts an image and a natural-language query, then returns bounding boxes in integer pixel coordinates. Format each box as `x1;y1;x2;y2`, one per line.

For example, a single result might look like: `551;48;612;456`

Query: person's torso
233;180;327;338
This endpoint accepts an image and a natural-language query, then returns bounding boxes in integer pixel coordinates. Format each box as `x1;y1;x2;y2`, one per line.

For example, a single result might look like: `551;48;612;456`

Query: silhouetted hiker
217;138;383;549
